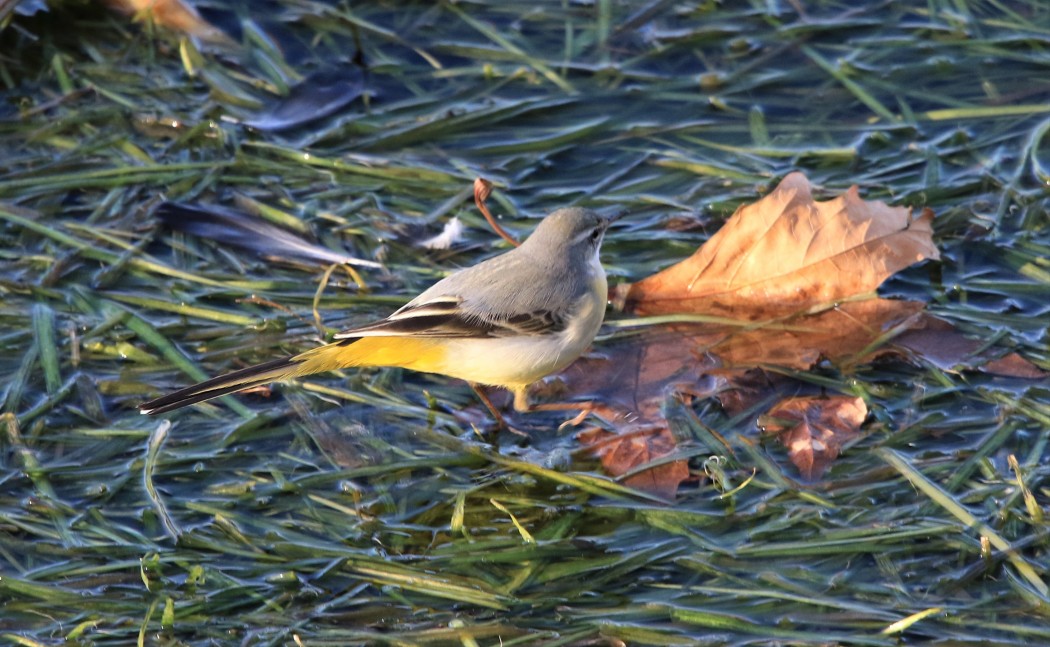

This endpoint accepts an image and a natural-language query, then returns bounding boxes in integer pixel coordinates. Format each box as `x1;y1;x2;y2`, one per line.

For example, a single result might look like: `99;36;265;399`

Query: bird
139;207;613;417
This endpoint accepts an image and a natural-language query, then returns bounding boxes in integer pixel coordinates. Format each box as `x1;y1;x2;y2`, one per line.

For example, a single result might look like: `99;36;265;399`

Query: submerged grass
0;0;1048;645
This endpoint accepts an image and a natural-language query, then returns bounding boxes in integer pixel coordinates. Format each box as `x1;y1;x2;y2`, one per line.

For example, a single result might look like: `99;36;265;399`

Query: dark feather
139;357;296;415
155;202;379;268
336;305;565;340
244;68;366;132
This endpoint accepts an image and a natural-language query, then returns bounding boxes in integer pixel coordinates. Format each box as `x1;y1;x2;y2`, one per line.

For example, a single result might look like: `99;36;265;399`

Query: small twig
473;178;519;247
313;263;341;334
237;295;298;317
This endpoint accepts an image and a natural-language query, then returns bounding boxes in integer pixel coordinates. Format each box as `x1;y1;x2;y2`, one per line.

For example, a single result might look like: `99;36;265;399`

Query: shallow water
0;1;1048;644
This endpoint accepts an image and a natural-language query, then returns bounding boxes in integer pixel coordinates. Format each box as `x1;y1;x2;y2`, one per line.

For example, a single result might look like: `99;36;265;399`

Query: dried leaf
552;169;1040;494
612;172;939;317
761;396;868;480
473;177;518;247
577;426;689;500
549;290;1042;495
539;327;720;499
979;354;1048;379
102;0;231;44
550;302;917;497
552;326;720;424
710;298;926;370
887;316;1048;378
558;299;924;419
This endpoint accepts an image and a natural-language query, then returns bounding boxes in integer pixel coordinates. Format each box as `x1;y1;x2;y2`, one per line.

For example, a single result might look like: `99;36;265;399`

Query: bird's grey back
410;208;600;318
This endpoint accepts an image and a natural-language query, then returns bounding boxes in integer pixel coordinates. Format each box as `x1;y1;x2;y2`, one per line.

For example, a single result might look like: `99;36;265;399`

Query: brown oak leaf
612;173;939;318
103;0;232;43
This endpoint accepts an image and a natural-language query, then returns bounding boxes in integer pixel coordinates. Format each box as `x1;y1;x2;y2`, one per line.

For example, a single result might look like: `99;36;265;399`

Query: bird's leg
470;382;506;427
527;401;598;430
469;383;529;437
512;386;531;413
514;384;598;430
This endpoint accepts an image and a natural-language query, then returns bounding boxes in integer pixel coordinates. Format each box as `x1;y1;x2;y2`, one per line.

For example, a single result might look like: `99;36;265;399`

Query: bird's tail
138;356;304;415
138;336;445;415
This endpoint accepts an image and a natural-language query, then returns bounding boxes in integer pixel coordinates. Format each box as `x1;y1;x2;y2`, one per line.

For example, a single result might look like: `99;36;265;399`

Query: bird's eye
590;228;602;241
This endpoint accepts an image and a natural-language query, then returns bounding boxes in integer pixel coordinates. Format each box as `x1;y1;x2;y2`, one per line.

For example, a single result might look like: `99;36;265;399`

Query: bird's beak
604;211;626;228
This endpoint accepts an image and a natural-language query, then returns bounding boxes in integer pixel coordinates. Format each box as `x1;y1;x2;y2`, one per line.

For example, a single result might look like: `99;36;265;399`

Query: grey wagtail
139;207;612;415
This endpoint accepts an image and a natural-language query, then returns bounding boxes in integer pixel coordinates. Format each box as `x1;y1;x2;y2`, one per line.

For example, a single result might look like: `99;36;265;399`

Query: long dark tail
138;357;301;415
138;336;439;415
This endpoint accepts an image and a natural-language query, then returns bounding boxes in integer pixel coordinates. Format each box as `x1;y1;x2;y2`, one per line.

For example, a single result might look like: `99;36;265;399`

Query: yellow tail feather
292;336;446;375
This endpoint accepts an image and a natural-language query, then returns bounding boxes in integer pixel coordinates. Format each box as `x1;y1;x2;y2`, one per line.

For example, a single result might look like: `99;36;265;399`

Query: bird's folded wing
333;295;565;339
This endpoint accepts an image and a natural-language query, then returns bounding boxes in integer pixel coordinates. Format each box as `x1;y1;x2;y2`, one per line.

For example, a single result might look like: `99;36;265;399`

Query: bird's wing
333;294;566;340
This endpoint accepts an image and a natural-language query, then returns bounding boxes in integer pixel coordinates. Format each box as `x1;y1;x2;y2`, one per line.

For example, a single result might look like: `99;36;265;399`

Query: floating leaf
612;172;939;318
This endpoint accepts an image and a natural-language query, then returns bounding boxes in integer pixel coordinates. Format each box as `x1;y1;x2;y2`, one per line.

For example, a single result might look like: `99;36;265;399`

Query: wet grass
1;0;1048;644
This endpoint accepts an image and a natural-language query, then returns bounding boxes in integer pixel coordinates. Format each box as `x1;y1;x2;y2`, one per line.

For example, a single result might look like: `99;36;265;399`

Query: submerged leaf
613;172;939;317
155;202;381;268
564;300;925;420
578;426;689;501
559;298;1042;494
760;395;868;480
888;316;1048;378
